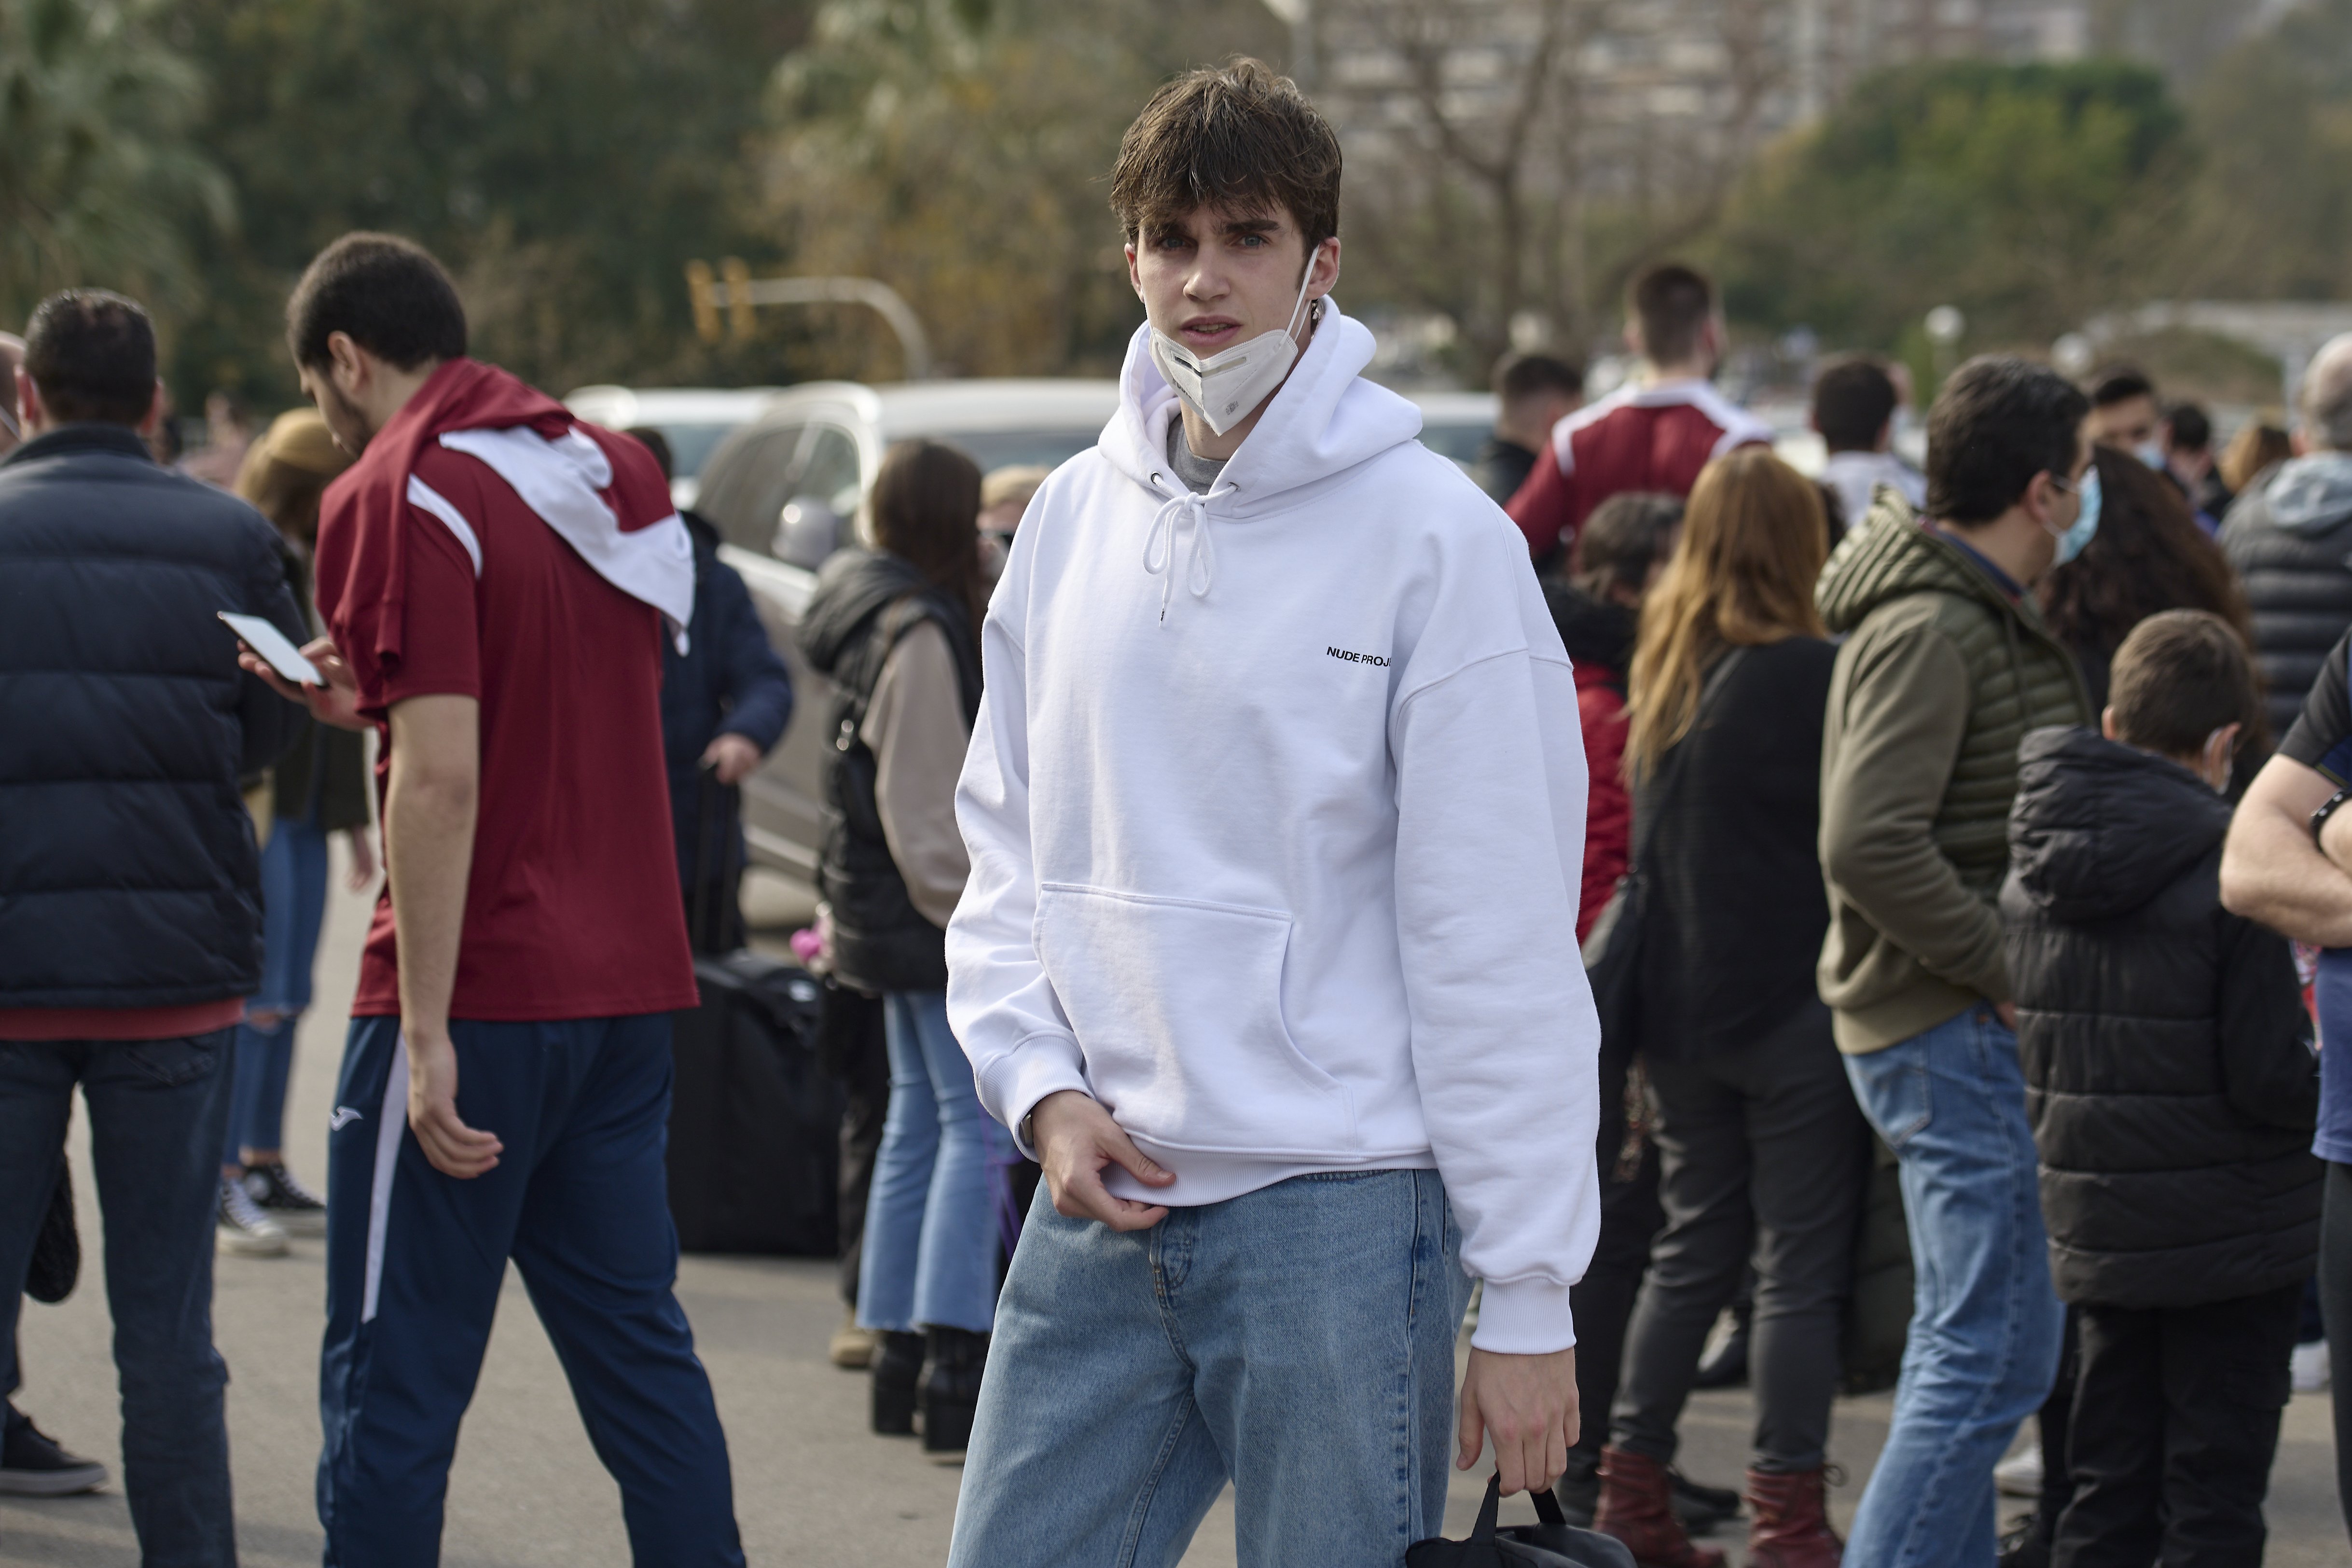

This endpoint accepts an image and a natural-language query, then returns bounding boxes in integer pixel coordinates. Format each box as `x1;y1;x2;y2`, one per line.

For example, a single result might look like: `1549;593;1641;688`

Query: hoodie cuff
1470;1276;1578;1355
981;1030;1092;1160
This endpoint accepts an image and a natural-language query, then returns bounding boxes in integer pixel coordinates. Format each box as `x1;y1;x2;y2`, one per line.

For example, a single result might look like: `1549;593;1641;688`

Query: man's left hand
1457;1345;1580;1496
702;732;762;786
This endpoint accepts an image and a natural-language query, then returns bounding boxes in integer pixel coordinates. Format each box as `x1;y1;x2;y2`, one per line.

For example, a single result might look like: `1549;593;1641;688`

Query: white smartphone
219;611;323;687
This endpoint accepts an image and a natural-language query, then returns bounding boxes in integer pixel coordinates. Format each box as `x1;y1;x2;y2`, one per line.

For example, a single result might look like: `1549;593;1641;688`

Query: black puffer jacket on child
2001;725;2321;1309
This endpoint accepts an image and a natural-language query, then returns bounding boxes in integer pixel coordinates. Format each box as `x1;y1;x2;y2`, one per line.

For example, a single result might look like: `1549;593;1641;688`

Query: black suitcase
665;769;844;1254
667;949;843;1254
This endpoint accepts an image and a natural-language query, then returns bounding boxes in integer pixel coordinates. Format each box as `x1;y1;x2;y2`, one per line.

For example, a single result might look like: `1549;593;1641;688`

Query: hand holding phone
224;614;370;731
219;612;323;686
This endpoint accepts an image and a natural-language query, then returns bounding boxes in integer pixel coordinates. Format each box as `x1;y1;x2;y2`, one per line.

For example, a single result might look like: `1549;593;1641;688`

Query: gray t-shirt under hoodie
1167;419;1227;494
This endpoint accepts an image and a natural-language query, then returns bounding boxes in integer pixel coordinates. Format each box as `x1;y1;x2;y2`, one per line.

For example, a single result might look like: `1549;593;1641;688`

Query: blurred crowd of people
11;53;2352;1568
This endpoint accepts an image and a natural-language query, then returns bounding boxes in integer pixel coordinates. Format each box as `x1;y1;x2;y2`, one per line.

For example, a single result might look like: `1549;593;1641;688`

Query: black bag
25;1155;77;1304
668;949;845;1254
1407;1474;1636;1567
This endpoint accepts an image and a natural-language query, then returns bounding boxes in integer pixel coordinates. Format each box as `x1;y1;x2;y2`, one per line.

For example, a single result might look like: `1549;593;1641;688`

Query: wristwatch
1018;1107;1037;1152
2312;788;2352;848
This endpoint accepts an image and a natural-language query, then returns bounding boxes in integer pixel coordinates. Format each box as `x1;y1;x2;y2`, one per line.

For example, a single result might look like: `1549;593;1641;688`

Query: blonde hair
1625;449;1828;781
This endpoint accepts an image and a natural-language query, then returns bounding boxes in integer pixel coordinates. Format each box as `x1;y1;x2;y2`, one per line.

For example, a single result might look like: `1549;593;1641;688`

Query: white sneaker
2294;1339;2331;1393
1994;1440;2043;1498
216;1178;289;1257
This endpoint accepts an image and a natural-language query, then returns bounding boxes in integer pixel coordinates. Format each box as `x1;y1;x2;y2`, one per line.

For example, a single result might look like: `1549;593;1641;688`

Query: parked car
562;385;785;511
694;379;1120;879
1406;389;1497;473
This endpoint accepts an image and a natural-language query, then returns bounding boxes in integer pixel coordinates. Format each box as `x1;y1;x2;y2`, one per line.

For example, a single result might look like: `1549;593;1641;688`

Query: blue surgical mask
2134;440;2165;470
2050;464;2101;567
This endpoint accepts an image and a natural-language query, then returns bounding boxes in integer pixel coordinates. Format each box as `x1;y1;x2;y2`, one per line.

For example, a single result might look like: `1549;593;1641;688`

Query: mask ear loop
1285;254;1320;341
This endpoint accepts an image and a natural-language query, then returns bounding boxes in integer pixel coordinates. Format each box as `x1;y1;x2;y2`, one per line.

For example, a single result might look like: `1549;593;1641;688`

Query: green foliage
163;0;802;404
0;0;232;324
2173;0;2352;302
1714;59;2191;355
760;0;1284;378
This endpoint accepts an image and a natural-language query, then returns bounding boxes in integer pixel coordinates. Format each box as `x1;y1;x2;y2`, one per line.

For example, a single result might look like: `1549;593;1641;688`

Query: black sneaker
240;1160;327;1232
0;1405;108;1496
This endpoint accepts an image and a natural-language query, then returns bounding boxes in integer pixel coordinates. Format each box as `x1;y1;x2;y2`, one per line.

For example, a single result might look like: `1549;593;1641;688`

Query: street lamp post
1925;304;1966;387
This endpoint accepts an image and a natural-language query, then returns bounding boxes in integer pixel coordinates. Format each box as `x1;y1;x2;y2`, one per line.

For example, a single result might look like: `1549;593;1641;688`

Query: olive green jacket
1815;498;2090;1054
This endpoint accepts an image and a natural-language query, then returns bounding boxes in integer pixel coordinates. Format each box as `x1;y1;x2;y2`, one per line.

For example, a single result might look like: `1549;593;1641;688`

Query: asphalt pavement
6;857;2347;1565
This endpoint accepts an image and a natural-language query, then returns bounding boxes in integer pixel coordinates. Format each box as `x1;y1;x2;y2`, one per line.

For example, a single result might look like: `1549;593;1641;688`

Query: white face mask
1149;264;1319;437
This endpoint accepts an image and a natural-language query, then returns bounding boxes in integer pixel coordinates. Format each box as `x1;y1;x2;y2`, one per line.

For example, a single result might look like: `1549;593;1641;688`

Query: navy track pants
318;1013;743;1568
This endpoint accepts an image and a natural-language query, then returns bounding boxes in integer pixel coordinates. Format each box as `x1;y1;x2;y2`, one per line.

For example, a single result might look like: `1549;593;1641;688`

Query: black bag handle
690;764;739;955
1465;1473;1573;1540
1470;1473;1503;1540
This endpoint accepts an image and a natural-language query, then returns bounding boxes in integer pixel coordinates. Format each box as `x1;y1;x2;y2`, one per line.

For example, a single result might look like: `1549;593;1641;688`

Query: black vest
798;551;982;994
2223;472;2352;742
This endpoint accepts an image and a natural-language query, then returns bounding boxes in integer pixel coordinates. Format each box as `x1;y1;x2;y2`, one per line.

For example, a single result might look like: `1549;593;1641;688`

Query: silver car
691;379;1121;878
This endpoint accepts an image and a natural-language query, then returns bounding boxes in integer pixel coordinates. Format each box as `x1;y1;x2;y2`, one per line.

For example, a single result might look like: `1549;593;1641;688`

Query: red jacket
1505;379;1774;561
1576;663;1631;944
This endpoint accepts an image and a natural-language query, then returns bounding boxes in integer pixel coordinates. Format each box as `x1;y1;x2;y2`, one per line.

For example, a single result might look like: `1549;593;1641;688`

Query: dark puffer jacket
2223;453;2352;742
2002;725;2321;1309
0;424;306;1008
799;550;981;994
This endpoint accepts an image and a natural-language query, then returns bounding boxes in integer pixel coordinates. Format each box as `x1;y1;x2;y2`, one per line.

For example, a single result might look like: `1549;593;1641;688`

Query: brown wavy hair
1625;449;1828;781
2040;446;2263;745
869;439;986;644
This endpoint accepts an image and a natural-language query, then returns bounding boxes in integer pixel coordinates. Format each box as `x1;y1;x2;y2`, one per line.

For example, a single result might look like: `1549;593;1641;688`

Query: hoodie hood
797;547;934;677
1097;303;1423;623
2007;725;2230;922
1542;580;1635;673
2262;452;2352;534
1101;301;1423;517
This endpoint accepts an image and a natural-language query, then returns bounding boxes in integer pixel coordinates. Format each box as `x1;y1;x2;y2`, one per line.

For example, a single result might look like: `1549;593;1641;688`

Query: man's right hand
239;636;371;732
404;1025;503;1179
1030;1089;1175;1231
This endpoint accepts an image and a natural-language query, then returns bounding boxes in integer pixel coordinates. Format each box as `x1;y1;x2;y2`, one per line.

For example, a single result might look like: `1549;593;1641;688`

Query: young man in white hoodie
944;61;1601;1565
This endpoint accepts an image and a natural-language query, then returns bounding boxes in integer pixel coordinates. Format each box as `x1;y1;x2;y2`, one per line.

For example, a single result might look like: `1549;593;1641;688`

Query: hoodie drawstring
1143;477;1233;624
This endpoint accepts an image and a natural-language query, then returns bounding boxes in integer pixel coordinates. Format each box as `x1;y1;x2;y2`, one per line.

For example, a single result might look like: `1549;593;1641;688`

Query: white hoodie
945;303;1601;1354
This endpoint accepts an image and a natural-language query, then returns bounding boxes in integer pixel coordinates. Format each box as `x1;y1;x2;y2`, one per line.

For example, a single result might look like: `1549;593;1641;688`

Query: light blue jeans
855;990;1009;1334
225;811;332;1165
1841;1004;2064;1567
948;1168;1470;1568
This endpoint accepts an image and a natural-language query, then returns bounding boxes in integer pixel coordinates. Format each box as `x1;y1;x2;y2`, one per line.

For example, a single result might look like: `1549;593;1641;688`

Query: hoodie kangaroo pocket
1035;883;1356;1155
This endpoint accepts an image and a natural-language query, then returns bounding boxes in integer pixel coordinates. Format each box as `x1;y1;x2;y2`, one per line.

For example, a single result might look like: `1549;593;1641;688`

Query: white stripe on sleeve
406;475;483;576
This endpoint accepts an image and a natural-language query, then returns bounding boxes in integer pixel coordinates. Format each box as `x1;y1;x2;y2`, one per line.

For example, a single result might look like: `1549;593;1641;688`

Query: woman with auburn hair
1590;449;1868;1568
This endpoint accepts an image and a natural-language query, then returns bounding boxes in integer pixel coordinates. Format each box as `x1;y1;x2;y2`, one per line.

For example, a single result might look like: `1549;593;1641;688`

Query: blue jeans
0;1031;237;1568
948;1169;1469;1568
1842;1005;2063;1567
224;811;331;1164
319;1013;742;1568
855;990;1009;1334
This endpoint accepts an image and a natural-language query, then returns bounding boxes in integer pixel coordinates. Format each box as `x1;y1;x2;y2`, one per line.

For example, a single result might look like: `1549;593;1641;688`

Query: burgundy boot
1593;1446;1729;1568
1744;1466;1842;1567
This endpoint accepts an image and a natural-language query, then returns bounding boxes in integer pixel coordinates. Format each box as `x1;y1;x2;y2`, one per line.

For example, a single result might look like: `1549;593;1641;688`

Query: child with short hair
2002;609;2322;1563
